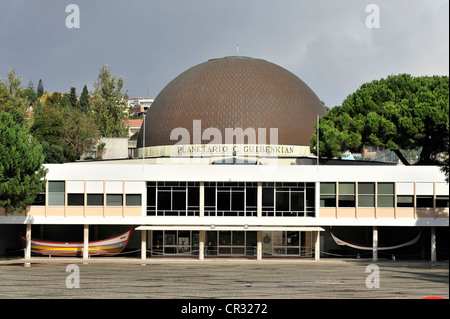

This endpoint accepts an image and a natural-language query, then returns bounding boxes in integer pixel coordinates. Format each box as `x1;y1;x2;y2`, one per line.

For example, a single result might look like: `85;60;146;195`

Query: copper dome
137;56;326;149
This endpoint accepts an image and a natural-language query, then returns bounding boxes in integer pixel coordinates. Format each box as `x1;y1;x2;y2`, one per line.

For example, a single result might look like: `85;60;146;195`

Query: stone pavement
0;257;448;300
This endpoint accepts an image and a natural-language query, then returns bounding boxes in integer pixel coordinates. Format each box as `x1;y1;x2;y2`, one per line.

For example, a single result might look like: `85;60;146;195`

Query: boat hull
21;227;133;257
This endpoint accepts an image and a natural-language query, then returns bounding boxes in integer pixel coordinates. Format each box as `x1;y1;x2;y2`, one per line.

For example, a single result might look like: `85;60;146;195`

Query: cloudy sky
0;0;448;108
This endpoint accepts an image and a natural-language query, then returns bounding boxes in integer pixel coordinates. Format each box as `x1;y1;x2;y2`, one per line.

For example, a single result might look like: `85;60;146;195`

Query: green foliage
0;112;47;214
91;65;129;137
37;79;44;98
79;85;91;113
31;92;99;163
311;74;449;167
0;74;29;127
68;87;79;109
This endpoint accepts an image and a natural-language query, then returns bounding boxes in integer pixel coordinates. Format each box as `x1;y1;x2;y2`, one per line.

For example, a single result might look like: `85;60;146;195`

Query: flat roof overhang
135;225;325;232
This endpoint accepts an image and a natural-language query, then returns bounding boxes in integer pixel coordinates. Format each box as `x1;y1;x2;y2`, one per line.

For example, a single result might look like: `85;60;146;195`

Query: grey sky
0;0;448;108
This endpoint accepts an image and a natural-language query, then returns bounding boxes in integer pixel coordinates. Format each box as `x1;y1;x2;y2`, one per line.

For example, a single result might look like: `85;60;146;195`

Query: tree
6;67;22;96
79;84;91;113
37;79;44;98
68;87;79;109
62;107;100;160
31;92;100;163
310;74;449;168
91;65;129;137
0;77;29;127
0;112;47;214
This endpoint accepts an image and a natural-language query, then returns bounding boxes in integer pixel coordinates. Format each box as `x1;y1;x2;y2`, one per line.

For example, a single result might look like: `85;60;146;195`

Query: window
397;195;414;208
31;193;46;206
436;196;449;208
106;194;123;206
358;183;375;207
377;183;394;208
87;194;103;206
48;181;65;206
339;183;355;207
205;182;256;217
264;182;315;217
68;193;84;206
416;196;433;208
126;194;141;206
320;183;336;207
146;182;199;216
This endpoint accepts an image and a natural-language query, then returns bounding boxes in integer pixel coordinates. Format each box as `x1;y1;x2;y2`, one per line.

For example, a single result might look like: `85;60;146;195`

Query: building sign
137;144;313;158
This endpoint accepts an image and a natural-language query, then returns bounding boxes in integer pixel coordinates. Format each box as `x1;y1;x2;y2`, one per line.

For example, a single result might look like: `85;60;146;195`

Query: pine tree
79;85;90;113
0;112;47;214
68;87;79;108
37;79;44;98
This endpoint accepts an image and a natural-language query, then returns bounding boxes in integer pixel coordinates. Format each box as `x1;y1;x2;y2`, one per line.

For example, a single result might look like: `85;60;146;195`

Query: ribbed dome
137;56;326;149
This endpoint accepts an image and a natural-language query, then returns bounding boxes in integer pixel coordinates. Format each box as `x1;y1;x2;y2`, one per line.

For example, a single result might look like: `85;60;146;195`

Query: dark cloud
0;0;448;108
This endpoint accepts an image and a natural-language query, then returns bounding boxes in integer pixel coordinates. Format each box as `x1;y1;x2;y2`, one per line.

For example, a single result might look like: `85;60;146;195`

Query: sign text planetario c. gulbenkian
137;120;314;158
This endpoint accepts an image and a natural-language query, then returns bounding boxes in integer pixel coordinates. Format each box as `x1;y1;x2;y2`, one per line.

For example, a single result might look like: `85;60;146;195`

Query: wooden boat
330;230;421;251
21;226;133;257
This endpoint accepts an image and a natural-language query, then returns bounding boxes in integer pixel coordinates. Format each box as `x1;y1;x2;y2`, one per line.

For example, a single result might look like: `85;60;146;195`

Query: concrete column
141;229;147;262
83;224;89;262
257;231;262;261
24;224;31;267
200;182;205;217
372;226;378;262
314;231;320;262
199;230;205;260
257;182;262;218
431;227;437;262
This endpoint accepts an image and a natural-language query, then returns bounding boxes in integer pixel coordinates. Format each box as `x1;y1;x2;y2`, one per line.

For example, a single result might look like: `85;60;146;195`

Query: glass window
320;183;336;207
339;183;355;207
217;191;230;211
31;193;46;206
48;181;65;206
68;193;84;206
339;183;355;195
397;195;414;208
172;191;186;210
87;194;103;206
126;194;141;206
106;194;123;206
231;192;244;211
358;183;375;207
48;181;65;192
157;191;171;210
320;183;336;194
262;187;274;206
291;192;304;211
378;183;394;208
276;191;289;211
416;196;433;208
436;196;449;208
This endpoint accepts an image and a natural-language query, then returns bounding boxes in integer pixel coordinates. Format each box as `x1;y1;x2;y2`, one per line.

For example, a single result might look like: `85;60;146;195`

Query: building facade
0;56;448;261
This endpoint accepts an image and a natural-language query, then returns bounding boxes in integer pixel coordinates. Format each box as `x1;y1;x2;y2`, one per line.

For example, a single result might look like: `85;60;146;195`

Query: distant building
127;97;154;117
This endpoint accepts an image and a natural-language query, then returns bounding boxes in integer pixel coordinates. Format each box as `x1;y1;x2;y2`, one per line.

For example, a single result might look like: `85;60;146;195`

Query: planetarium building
1;56;448;261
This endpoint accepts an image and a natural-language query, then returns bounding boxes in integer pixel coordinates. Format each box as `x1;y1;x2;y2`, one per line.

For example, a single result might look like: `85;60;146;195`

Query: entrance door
204;231;257;257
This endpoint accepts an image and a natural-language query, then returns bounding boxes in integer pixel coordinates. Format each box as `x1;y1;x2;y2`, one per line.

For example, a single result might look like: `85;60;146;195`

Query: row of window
32;181;141;207
146;182;316;217
320;182;449;208
32;181;449;211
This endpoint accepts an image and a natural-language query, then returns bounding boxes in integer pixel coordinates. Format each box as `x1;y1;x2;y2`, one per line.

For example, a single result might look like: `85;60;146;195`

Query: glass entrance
151;230;199;256
205;231;257;256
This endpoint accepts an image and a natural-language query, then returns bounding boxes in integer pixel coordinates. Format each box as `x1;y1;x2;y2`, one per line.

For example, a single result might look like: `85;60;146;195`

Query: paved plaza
0;258;448;300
